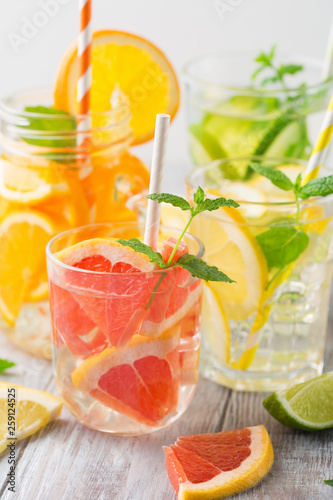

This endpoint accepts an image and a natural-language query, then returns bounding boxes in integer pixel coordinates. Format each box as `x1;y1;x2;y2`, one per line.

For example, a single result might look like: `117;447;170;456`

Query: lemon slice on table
191;207;268;321
54;30;180;145
0;210;57;325
0;158;69;205
202;284;231;365
0;382;62;454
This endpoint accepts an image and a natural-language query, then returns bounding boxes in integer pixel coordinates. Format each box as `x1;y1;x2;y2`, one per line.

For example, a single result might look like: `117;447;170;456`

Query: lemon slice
0;382;62;454
0;210;57;325
219;181;267;218
248;164;305;202
0;158;69;205
191;207;268;321
202;284;231;365
160;203;190;230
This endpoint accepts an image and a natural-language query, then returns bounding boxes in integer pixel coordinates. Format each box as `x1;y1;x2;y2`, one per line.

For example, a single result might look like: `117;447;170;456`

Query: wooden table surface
0;313;332;500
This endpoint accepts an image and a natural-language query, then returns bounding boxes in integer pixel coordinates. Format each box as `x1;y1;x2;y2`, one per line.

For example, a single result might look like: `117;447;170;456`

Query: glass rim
183;51;333;95
0;85;131;122
46;222;205;277
186;156;333;210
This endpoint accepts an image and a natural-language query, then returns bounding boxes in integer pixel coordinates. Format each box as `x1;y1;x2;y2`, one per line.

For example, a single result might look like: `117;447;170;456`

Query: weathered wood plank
0;310;332;500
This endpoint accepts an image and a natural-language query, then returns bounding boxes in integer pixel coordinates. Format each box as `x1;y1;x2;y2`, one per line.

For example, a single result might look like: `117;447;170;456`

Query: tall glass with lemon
186;157;333;391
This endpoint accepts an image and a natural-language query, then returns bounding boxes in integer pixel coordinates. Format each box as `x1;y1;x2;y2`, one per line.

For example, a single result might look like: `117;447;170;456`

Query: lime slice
254;116;308;159
189;124;227;165
191;96;308;178
263;371;333;430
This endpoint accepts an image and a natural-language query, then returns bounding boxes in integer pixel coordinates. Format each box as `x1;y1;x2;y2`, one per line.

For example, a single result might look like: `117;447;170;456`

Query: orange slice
0;210;58;325
54;30;180;145
71;327;181;427
164;425;274;499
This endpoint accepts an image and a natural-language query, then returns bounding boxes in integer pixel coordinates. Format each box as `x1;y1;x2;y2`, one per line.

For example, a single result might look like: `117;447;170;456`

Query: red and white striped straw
77;0;92;142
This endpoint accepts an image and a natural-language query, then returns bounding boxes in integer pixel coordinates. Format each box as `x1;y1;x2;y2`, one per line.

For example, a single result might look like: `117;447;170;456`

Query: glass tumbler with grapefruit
46;222;203;435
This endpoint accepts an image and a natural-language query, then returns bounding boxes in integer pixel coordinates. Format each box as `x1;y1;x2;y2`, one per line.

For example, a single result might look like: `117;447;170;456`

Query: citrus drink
0;89;150;358
186;158;333;391
184;52;333;170
46;223;203;435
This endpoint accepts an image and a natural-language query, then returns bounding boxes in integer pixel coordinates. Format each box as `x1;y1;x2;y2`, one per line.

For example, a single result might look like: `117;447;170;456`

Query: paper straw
144;114;170;250
303;91;333;183
77;0;92;154
322;19;333;81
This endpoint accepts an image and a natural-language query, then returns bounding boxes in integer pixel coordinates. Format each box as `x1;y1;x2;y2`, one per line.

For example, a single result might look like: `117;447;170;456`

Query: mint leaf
279;64;303;77
193;197;239;215
117;238;166;268
146;193;191;211
324;480;333;487
252;45;304;90
0;359;15;372
177;254;235;283
299;176;333;199
256;227;309;268
193;186;205;204
21;105;76;149
250;163;293;191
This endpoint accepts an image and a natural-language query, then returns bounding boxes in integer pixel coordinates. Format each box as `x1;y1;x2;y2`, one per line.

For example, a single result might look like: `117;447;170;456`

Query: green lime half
263;371;333;431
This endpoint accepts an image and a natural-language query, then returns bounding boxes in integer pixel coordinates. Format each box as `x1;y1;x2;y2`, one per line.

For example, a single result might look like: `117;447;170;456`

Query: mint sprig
118;186;239;283
251;164;333;288
324;480;333;487
0;359;15;373
298;176;333;199
252;45;303;89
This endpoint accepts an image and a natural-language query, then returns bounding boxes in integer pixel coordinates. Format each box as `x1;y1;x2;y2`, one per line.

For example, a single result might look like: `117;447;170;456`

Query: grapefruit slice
54;30;180;145
164;426;274;499
52;237;201;351
71;327;181;427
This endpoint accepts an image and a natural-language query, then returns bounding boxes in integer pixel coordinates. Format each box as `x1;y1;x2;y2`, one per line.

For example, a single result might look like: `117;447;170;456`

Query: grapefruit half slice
164;425;274;499
72;326;181;427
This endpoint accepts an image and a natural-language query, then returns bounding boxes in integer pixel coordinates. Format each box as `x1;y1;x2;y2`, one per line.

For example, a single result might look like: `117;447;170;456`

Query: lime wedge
263;371;333;430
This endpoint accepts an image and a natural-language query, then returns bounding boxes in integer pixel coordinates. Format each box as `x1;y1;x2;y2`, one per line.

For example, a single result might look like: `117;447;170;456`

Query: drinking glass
47;222;203;435
183;52;333;170
186;157;333;391
0;87;149;358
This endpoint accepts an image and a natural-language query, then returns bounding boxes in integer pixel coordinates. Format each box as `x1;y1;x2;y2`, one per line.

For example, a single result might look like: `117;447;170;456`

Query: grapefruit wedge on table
54;30;180;145
52;237;201;352
72;326;181;427
164;426;274;499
